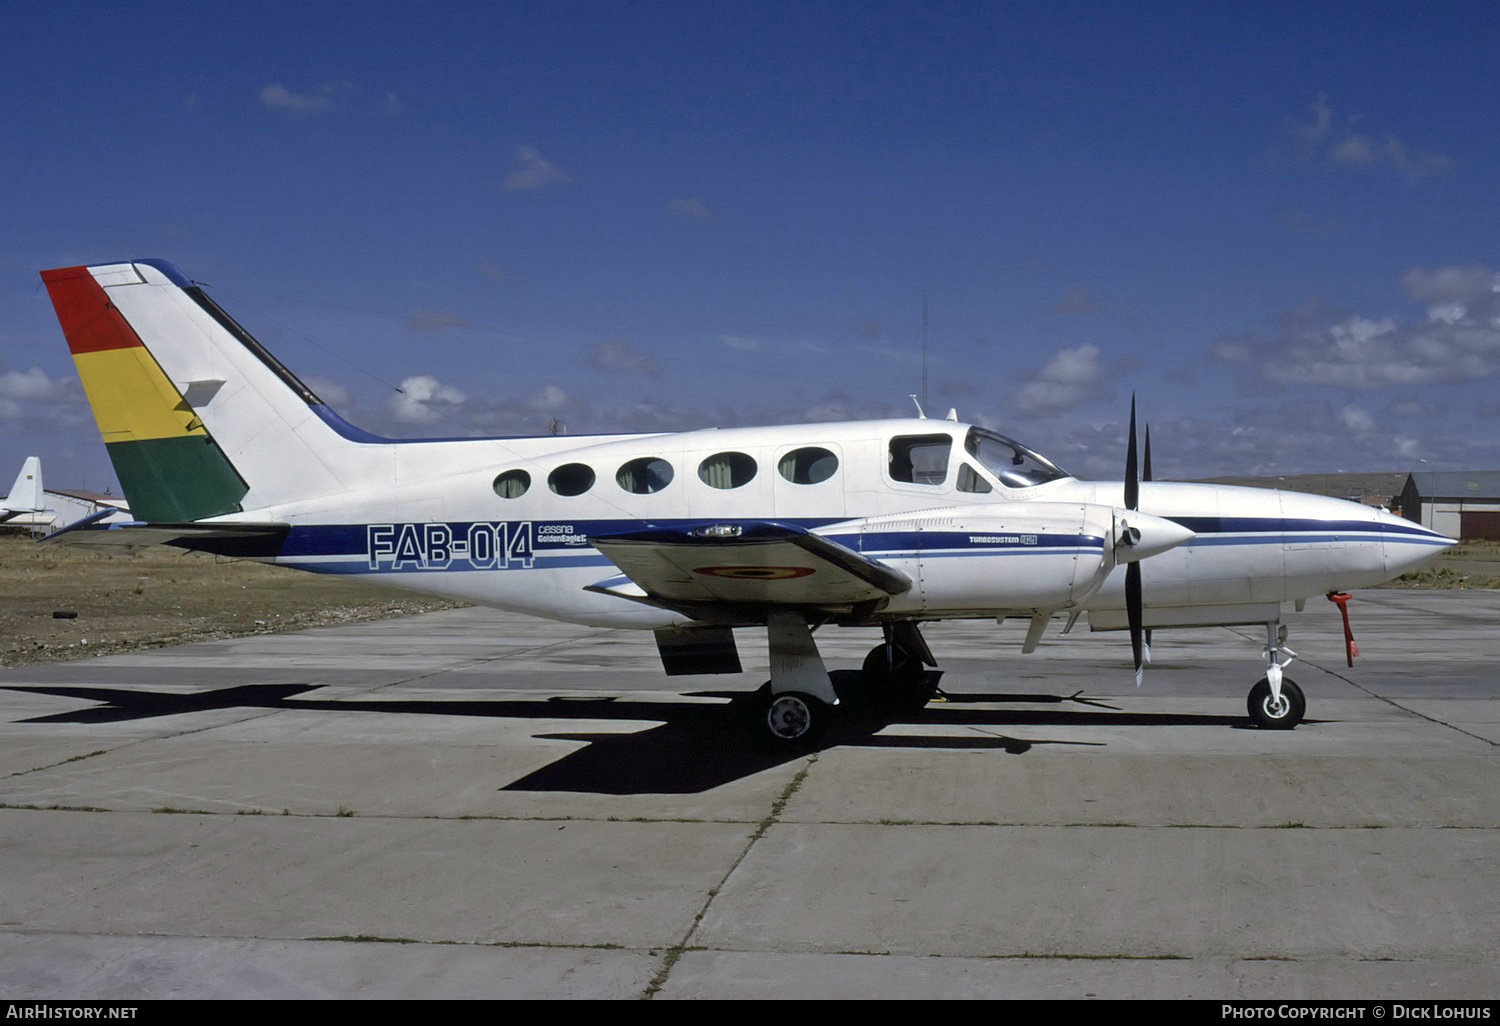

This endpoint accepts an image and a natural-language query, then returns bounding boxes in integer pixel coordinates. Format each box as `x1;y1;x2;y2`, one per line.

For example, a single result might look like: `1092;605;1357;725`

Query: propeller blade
1142;422;1154;655
1127;561;1144;686
1124;394;1139;512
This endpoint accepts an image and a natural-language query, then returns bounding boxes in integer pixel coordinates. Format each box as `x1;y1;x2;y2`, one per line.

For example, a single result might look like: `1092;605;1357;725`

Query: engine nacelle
840;502;1193;615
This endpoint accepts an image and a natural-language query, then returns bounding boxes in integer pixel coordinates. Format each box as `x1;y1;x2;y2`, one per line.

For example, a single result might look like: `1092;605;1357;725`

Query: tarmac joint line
640;753;817;999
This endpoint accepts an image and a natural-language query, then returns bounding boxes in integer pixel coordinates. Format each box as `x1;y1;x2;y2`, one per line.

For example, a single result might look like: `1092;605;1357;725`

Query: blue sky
4;1;1499;491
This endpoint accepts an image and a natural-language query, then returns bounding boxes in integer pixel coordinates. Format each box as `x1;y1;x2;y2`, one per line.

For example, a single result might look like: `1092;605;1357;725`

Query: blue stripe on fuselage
263;515;1441;576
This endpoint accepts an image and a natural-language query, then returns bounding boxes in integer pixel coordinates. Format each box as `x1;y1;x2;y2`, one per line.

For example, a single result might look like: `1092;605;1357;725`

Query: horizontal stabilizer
589;522;909;618
41;516;288;557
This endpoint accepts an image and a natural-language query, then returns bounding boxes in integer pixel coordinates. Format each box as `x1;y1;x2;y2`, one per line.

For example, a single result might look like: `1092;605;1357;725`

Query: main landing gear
759;618;939;746
1247;622;1305;730
757;615;1312;743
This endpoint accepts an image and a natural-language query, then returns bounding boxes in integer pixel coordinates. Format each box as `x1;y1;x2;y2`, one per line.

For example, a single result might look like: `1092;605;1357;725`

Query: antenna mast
921;294;929;412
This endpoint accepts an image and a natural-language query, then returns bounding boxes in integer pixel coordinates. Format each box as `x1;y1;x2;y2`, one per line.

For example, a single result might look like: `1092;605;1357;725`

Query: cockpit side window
888;434;952;486
965;428;1069;488
957;463;993;493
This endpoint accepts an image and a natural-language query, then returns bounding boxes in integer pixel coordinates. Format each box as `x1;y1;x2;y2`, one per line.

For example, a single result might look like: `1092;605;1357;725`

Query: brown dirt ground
1;533;1494;671
0;534;465;668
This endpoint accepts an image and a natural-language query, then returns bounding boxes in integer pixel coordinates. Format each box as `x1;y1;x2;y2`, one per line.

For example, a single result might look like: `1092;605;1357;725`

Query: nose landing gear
1249;622;1305;729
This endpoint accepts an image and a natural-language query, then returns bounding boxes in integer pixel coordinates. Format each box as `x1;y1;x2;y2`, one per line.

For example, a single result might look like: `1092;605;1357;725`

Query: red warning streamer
1326;592;1359;667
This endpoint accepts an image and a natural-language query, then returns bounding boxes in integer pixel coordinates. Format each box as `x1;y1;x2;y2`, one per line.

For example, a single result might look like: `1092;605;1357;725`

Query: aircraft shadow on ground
3;671;1255;795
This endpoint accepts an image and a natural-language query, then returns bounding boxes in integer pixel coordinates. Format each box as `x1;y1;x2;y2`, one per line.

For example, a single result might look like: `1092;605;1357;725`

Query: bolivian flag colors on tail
40;266;246;523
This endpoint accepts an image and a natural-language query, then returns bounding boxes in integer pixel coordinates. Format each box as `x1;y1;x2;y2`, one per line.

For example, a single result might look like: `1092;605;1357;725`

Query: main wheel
861;643;936;711
765;691;831;745
1247;677;1305;730
862;642;922;685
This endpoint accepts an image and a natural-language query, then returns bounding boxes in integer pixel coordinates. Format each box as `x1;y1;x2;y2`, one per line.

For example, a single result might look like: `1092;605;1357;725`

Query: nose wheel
1248;622;1305;729
1248;676;1305;729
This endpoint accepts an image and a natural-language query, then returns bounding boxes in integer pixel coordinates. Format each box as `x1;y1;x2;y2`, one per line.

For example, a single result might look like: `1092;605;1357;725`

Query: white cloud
1339;405;1376;433
1046;283;1099;315
503;145;574;192
1009;344;1107;415
668;197;710;219
1285;95;1453;182
0;367;66;401
406;309;471;332
1255;265;1500;388
259;82;352;113
588;340;662;377
387;374;467;425
0;366;87;432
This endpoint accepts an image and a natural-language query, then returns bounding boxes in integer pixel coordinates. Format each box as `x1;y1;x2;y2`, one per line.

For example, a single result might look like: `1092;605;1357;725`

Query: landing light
695;524;743;539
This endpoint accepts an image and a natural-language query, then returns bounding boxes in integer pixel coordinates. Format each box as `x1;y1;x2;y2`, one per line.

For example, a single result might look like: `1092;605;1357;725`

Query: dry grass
0;534;464;668
1384;539;1500;590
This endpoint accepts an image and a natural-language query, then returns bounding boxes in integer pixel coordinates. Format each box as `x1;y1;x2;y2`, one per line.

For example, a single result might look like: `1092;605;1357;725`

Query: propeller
1124;396;1145;686
1142;423;1154;662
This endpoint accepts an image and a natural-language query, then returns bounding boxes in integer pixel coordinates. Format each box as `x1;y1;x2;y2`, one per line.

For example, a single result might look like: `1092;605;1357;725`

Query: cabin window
778;446;838;485
617;457;674;494
548;463;595;496
888;434;952;486
698;451;757;489
957;463;993;493
493;470;530;499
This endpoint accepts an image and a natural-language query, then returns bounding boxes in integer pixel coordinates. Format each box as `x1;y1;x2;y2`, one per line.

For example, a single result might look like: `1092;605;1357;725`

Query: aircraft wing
40;511;289;556
587;522;909;620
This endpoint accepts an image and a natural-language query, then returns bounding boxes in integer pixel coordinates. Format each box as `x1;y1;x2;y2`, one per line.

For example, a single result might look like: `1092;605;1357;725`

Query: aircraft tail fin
1;456;45;518
40;260;371;521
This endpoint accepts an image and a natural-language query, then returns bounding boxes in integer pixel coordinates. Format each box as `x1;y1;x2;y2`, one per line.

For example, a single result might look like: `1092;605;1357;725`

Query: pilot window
957;463;993;493
888;434;951;486
964;428;1069;488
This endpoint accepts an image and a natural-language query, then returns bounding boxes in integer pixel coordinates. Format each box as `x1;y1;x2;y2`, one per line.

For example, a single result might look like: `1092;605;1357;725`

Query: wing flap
588;522;909;612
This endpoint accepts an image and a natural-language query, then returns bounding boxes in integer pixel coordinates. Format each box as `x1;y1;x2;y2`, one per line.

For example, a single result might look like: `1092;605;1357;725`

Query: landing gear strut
1248;622;1305;729
759;612;840;746
862;623;939;711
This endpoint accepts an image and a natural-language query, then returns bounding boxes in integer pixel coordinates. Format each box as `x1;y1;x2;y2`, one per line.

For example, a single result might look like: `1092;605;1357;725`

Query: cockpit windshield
965;428;1070;488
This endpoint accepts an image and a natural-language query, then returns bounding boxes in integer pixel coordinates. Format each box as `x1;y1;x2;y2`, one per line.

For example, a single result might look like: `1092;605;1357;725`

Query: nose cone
1115;509;1196;562
1376;507;1456;578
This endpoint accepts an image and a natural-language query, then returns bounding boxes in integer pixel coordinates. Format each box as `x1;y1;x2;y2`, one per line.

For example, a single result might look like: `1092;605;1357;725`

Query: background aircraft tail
0;456;45;521
40;260;378;521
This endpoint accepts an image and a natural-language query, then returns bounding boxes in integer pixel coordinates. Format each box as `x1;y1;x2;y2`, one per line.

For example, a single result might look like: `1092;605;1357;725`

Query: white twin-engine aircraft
40;259;1453;743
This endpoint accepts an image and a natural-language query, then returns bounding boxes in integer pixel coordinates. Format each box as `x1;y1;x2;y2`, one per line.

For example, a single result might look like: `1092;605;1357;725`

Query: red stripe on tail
39;267;146;355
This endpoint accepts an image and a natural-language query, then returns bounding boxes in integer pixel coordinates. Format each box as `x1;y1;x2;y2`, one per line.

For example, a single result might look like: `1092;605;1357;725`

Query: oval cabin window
493;470;530;499
778;447;838;485
616;457;675;494
548;463;595;496
698;451;757;489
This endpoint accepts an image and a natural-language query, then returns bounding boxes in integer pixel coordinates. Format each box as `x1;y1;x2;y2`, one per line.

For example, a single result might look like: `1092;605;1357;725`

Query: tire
861;643;935;711
765;691;831;745
862;642;923;685
1247;677;1305;730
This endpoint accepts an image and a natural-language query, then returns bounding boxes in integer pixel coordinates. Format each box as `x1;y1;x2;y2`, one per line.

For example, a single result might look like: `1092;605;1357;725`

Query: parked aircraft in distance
1;456;130;535
0;457;45;527
38;260;1454;742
